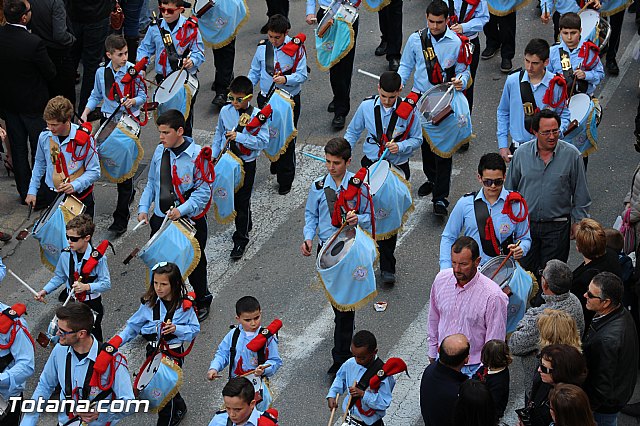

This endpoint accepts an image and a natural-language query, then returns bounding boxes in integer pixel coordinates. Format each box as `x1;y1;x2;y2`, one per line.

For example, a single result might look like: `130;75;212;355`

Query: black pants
258;92;300;187
378;0;403;61
145;345;187;426
3;112;45;200
46;47;77;106
484;11;516;60
2;393;22;426
606;9;625;62
317;9;358;117
266;0;289;17
552;11;561;43
149;215;211;307
212;39;236;96
464;37;481;113
233;159;257;247
421;140;452;205
83;296;104;342
71;17;110;111
636;96;640;135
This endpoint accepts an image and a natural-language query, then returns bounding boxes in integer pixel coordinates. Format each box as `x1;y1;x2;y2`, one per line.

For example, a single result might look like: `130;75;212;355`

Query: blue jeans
121;0;144;37
139;0;151;30
594;412;618;426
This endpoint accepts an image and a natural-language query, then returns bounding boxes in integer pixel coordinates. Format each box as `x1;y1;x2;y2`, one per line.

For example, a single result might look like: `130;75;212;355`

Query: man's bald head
439;334;470;369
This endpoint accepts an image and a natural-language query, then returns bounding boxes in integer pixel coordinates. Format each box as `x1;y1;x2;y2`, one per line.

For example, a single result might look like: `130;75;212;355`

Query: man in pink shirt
428;236;508;376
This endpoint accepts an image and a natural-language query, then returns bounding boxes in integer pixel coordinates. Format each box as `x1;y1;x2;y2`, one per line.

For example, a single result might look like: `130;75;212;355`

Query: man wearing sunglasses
440;152;531;269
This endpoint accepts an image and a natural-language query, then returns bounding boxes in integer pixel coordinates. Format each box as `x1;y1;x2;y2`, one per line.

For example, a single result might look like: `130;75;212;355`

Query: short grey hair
543;259;573;294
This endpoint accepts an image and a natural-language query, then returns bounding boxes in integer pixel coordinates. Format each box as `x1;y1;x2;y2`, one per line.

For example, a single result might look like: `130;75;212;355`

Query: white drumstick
132;220;147;232
429;84;455;120
7;269;41;299
62;291;74;307
357;69;380;80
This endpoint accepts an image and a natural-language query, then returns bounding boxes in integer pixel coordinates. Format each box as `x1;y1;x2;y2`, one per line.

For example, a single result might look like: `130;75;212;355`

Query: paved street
1;0;640;424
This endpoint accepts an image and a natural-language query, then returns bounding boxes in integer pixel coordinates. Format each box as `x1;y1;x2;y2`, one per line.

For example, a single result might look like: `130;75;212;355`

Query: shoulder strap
373;100;401;147
519;70;538;133
473;197;500;258
420;29;454;85
157;21;180;70
265;41;275;76
229;327;241;379
558;47;576;91
349;358;385;408
0;353;14;373
256;327;267;365
324;186;338;217
227;417;233;426
65;351;96;402
68;251;76;291
104;65;118;102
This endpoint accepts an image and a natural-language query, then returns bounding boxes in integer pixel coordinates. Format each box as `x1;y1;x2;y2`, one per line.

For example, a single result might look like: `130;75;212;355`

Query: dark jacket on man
29;0;76;50
583;305;639;414
66;0;113;23
420;361;468;426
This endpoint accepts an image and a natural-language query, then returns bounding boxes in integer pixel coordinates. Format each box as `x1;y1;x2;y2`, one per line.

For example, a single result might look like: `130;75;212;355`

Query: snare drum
194;0;249;49
366;160;413;239
417;84;473;157
154;70;200;119
564;93;599;156
316;1;359;71
479;256;535;334
96;114;144;183
317;225;378;311
212;152;244;224
134;352;183;412
264;89;297;162
242;373;274;411
579;10;611;53
32;193;85;271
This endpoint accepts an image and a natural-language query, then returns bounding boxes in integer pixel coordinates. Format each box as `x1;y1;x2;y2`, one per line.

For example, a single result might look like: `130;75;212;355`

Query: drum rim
367;160;391;195
316;226;357;270
416;83;454;116
154;71;189;102
569;93;592;121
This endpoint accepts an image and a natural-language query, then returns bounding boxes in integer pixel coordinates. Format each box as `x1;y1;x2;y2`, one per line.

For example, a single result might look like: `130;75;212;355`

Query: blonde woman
537;309;582;352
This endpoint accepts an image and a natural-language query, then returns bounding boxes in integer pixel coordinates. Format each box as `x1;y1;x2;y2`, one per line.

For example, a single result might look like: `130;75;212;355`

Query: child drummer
300;137;372;375
137;0;205;136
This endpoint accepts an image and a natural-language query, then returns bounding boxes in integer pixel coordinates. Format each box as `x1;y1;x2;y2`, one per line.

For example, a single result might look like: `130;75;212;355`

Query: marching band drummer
300;137;372;375
397;0;471;217
138;110;213;322
540;0;600;41
344;71;422;285
25;96;100;216
0;300;35;426
81;34;147;237
137;0;205;137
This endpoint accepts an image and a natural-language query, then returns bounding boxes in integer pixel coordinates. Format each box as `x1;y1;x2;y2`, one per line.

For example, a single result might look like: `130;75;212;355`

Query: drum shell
134;352;183;412
367;162;414;239
154;71;200;120
564;94;599;156
212;152;245;224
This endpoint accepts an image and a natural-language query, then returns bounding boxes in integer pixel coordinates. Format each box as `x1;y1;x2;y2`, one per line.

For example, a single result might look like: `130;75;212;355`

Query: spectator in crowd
472;339;511;422
509;260;584;390
118;0;145;63
453;379;497;426
549;383;596;426
571;218;622;328
537;309;582;353
583;272;639;425
420;334;470;426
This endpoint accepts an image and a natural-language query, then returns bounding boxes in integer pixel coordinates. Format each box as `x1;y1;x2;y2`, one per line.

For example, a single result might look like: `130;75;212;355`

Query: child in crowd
472;339;512;422
207;377;279;425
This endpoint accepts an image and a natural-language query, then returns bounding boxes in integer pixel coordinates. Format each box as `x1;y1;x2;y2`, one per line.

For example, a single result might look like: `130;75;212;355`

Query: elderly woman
570;218;622;328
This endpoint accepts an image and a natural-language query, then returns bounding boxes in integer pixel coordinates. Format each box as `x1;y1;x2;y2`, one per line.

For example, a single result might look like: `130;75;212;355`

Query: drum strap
104;67;120;103
229;326;268;379
68;252;99;302
160;149;177;214
265;43;294;77
0;353;14;374
65;351;96;410
348;357;385;416
473;196;514;257
373;99;403;157
324;186;338;218
231;107;255;157
419;29;456;86
447;0;479;24
519;70;539;133
157;21;181;74
558;48;588;95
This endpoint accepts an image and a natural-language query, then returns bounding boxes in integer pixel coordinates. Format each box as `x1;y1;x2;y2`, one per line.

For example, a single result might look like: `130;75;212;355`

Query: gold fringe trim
213;203;237;225
100;126;145;184
174;220;201;280
375;169;415;241
362;0;391;12
202;0;250;49
581;99;599;157
601;0;632;16
318;271;379;312
422;127;475;158
227;151;246;192
316;20;355;72
263;94;298;162
150;356;184;413
263;378;275;408
488;0;532;16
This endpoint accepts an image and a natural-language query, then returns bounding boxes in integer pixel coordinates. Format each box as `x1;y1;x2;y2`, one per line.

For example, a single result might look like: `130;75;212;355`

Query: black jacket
420;361;468;426
0;24;56;114
29;0;76;50
67;0;113;23
583;306;639;413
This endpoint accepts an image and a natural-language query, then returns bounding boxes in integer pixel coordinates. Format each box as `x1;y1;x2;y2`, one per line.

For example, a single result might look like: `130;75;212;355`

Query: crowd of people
0;0;639;424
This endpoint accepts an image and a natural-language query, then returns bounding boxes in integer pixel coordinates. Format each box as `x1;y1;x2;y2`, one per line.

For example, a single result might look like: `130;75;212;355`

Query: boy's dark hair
559;12;581;31
56;302;94;333
325;137;352;162
236;296;261;316
426;0;449;18
604;227;624;253
160;0;184;6
480;339;512;369
532;109;561;133
379;71;402;93
524;38;550;61
105;34;127;53
228;76;254;96
4;0;28;24
266;14;291;33
66;214;96;238
452;236;480;261
156;109;186;132
477;153;506;176
222;377;255;405
352;330;377;352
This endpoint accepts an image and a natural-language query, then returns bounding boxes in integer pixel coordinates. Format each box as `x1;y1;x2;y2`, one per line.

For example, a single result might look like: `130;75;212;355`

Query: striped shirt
428;269;508;364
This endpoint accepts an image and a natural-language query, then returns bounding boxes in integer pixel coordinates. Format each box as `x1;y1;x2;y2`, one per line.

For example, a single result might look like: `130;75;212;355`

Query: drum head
416;84;454;123
193;0;210;13
120;114;141;137
569;94;591;122
137;352;163;390
367;160;390;196
155;71;188;103
479;255;516;287
318;226;357;269
580;10;599;38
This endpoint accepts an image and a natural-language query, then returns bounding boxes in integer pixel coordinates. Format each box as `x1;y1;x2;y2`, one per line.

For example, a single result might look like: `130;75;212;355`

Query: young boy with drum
137;0;205;136
81;34;148;236
34;214;111;342
25;96;100;215
208;377;280;425
206;296;283;412
211;76;270;260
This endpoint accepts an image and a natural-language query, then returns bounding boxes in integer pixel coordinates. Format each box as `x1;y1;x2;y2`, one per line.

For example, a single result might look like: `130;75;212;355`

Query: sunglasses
539;362;553;374
586;290;603;300
227;94;252;103
152;261;169;271
66;234;84;242
159;6;181;14
482;178;504;187
56;327;78;336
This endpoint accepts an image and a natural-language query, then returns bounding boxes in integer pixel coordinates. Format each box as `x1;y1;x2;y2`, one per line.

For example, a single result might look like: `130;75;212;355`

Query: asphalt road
1;0;640;424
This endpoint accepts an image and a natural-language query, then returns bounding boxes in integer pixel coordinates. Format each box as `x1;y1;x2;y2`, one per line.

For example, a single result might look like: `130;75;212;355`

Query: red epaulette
281;33;306;57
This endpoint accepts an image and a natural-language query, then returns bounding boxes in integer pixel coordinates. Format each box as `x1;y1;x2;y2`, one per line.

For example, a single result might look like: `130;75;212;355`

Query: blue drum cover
138;221;200;281
505;263;536;334
212;152;244;224
421;89;473;158
564;99;599;156
315;18;356;71
155;83;193;120
98;122;144;183
264;90;297;162
197;0;249;49
487;0;532;16
33;207;74;272
372;168;414;239
136;354;183;412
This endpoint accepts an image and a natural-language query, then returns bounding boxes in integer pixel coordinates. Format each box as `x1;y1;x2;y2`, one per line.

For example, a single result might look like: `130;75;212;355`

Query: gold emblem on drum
239;113;251;126
523;102;534;116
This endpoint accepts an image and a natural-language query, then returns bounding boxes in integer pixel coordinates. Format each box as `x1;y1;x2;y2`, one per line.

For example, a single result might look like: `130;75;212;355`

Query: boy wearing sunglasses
439;152;531;270
34;214;111;341
211;76;270;260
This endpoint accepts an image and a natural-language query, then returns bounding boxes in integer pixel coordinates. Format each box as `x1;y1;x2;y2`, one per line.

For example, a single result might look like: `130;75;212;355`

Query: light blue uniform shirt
439;187;532;269
344;96;423;165
0;302;34;400
547;41;604;96
306;0;336;17
43;243;111;299
327;357;396;425
28;124;101;196
496;69;572;148
138;137;213;218
540;0;579;15
209;407;262;426
85;61;147;119
248;36;308;97
451;0;490;38
303;172;373;244
0;258;5;283
209;325;282;378
398;27;471;94
211;104;270;163
118;297;200;347
137;15;206;76
21;337;135;426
